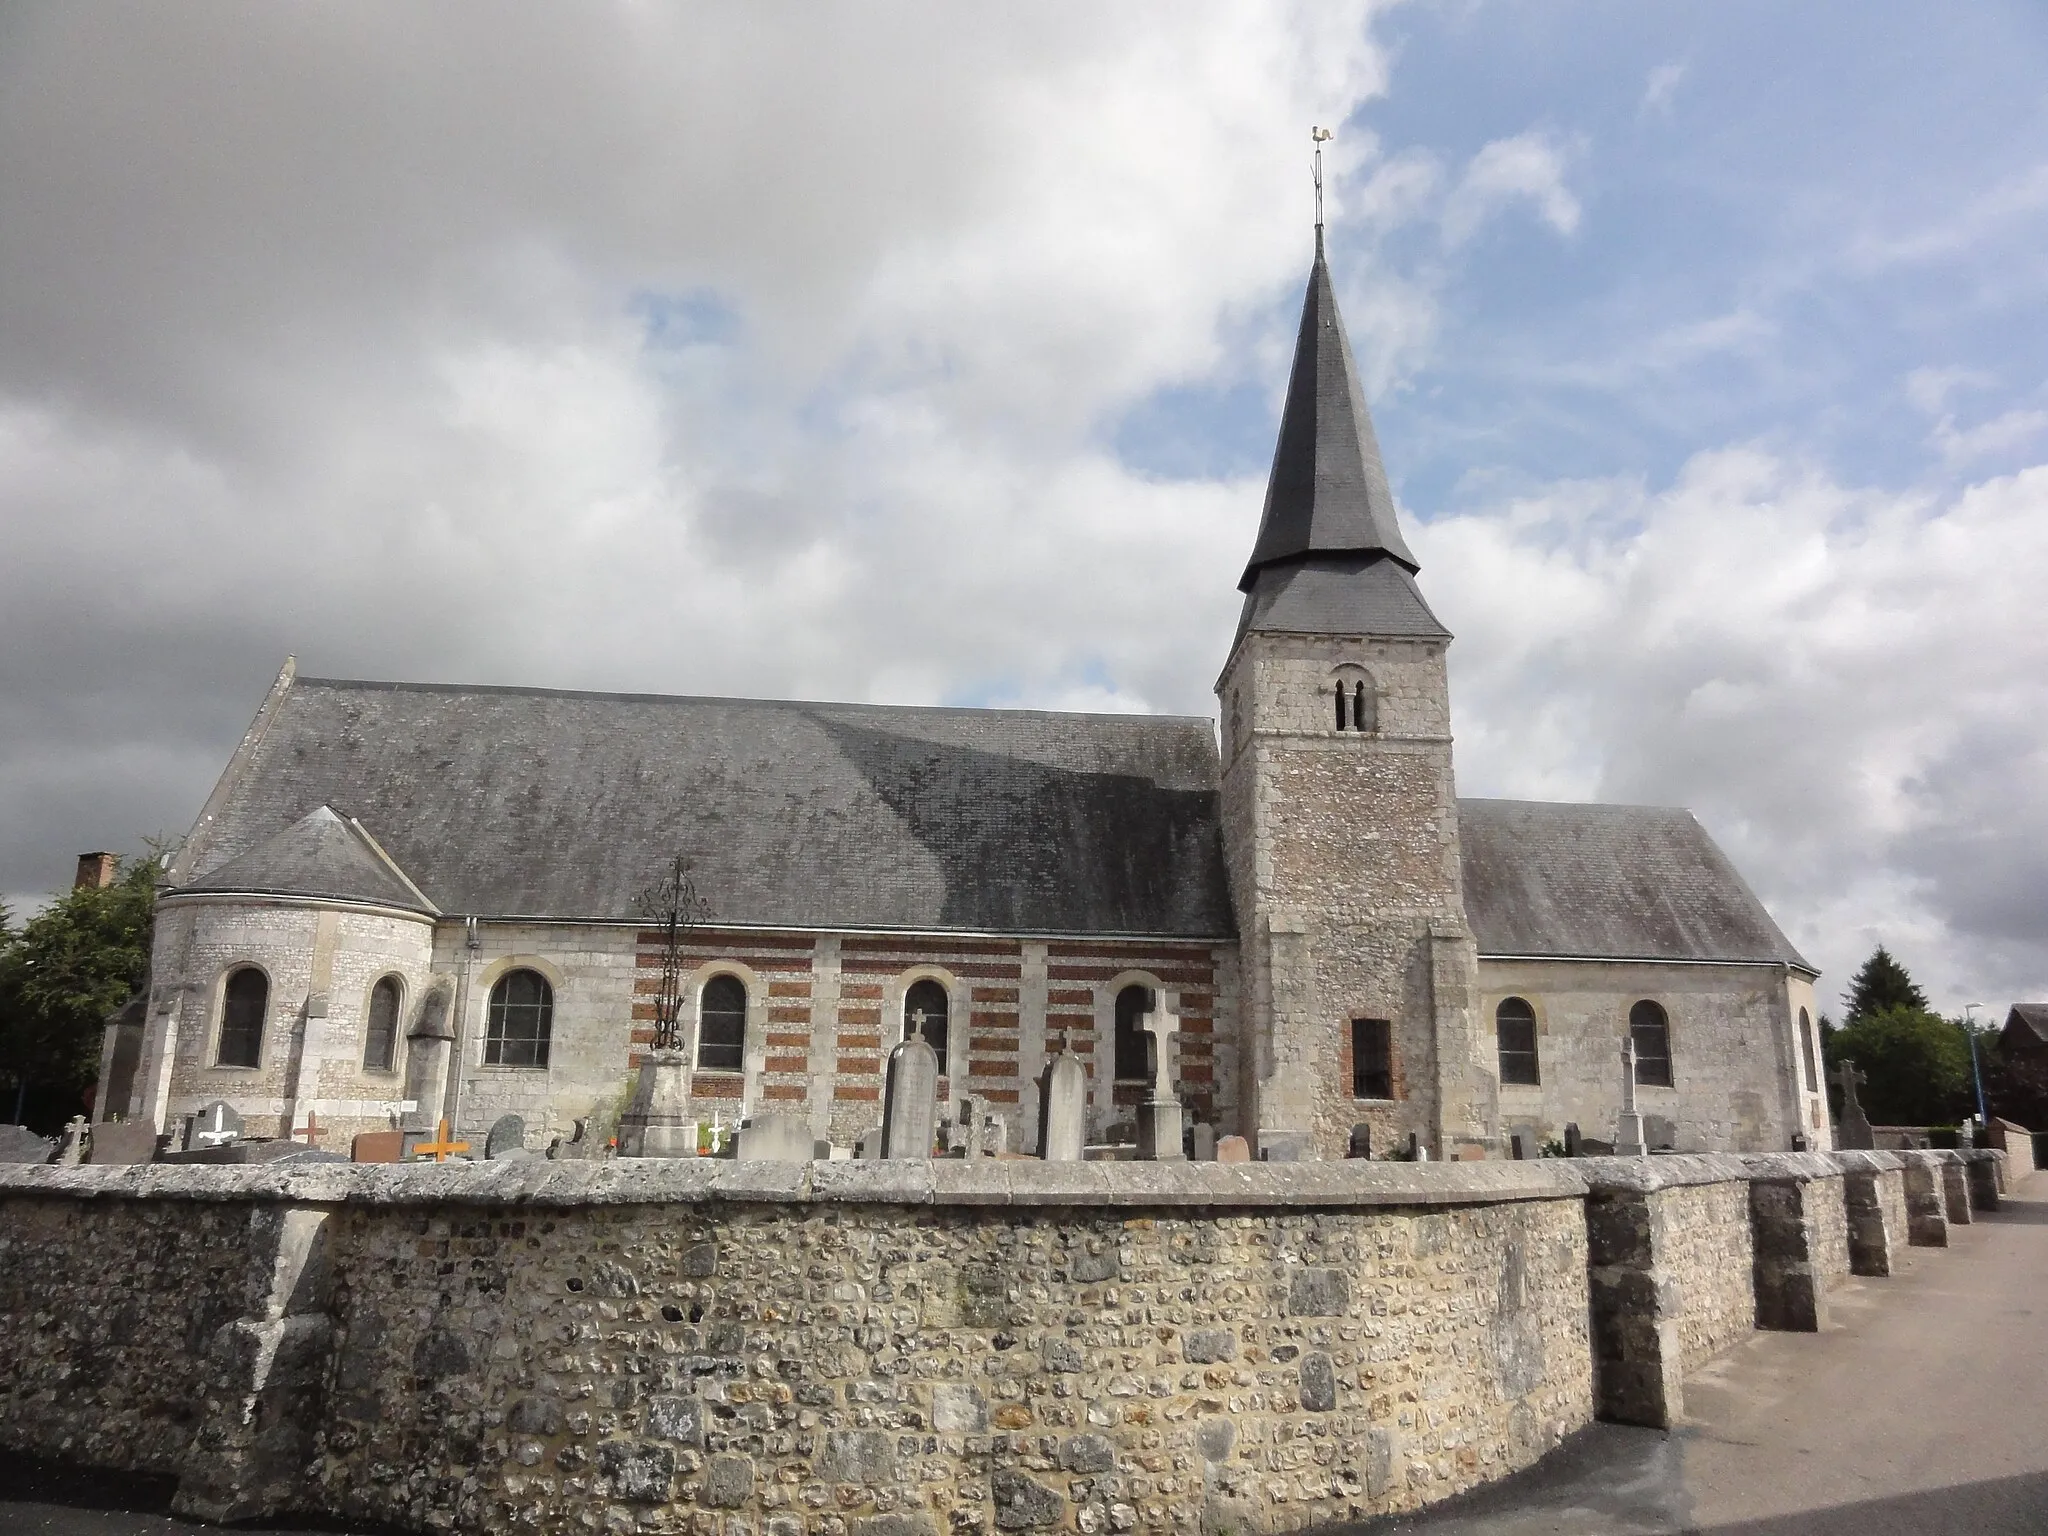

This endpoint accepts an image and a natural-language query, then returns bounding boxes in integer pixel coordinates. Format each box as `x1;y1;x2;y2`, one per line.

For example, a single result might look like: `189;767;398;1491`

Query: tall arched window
1496;997;1540;1086
362;975;402;1072
1114;984;1154;1083
216;967;268;1067
1629;1000;1673;1088
697;974;747;1073
1332;670;1377;733
484;969;553;1068
904;978;949;1076
1798;1007;1819;1094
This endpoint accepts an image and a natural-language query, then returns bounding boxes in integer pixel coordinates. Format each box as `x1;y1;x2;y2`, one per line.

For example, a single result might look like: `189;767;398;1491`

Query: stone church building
115;233;1829;1161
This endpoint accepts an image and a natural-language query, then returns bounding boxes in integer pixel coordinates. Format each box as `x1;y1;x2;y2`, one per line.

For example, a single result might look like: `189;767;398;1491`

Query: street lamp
1964;1003;1989;1132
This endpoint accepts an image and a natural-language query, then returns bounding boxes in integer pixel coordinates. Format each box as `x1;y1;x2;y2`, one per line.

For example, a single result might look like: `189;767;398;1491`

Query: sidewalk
1348;1178;2048;1534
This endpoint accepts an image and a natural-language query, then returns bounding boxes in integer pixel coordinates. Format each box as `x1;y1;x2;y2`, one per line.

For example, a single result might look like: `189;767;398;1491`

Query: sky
2;1;2045;1017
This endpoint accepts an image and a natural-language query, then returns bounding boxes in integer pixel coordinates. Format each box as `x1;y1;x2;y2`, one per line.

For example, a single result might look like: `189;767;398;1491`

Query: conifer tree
1840;944;1927;1024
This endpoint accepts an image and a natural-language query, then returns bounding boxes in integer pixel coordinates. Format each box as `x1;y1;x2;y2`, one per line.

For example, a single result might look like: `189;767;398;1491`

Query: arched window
484;968;553;1068
1332;670;1377;733
1114;984;1154;1083
904;978;949;1076
216;967;268;1067
362;975;402;1072
697;974;747;1073
1629;1000;1673;1088
1798;1007;1819;1094
1496;997;1540;1086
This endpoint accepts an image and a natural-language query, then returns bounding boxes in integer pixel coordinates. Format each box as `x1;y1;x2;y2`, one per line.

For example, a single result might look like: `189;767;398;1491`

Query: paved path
1351;1176;2048;1534
4;1181;2043;1534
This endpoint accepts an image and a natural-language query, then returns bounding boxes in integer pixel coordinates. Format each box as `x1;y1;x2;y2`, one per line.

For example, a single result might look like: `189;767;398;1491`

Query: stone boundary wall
0;1151;2006;1535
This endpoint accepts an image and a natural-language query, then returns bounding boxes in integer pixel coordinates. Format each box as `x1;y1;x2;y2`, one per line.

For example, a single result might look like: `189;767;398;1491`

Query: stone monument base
617;1051;697;1158
1137;1098;1185;1161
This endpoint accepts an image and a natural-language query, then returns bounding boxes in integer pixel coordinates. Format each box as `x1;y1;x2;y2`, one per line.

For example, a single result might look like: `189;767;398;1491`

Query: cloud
1419;449;2048;1011
1640;61;1687;117
1442;131;1583;247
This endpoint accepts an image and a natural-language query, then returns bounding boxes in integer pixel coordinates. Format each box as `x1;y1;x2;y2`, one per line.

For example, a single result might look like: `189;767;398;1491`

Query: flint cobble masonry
0;1150;2006;1535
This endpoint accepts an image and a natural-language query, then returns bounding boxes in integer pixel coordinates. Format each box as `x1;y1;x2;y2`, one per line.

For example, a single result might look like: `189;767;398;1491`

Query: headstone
618;1049;696;1157
87;1120;160;1165
1214;1135;1251;1164
1036;1049;1086;1162
1190;1123;1216;1162
1644;1115;1677;1153
1563;1122;1582;1158
1832;1061;1876;1151
880;1035;939;1160
980;1111;1007;1156
484;1114;527;1159
352;1130;406;1163
735;1113;815;1162
1257;1129;1308;1163
57;1116;88;1165
1615;1038;1648;1157
1510;1132;1529;1161
0;1124;54;1163
813;1139;834;1160
1346;1124;1372;1160
1135;998;1186;1162
1404;1132;1422;1162
186;1100;243;1150
856;1128;884;1160
962;1096;986;1159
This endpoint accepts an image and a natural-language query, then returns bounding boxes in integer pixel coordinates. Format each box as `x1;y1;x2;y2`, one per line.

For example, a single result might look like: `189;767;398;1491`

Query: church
113;230;1830;1161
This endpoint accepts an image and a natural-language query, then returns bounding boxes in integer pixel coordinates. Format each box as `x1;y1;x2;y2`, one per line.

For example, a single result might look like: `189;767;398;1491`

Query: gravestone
352;1130;406;1163
1135;998;1185;1161
1346;1124;1372;1160
735;1113;815;1162
88;1120;160;1165
1036;1049;1086;1162
880;1035;939;1160
1214;1135;1251;1164
1563;1122;1582;1158
57;1116;89;1165
484;1114;527;1160
1644;1115;1677;1153
1833;1062;1876;1151
186;1100;243;1150
1509;1132;1530;1161
1614;1038;1648;1157
618;1048;696;1158
856;1127;884;1161
1258;1130;1308;1163
1190;1123;1216;1162
1404;1132;1423;1162
0;1124;53;1163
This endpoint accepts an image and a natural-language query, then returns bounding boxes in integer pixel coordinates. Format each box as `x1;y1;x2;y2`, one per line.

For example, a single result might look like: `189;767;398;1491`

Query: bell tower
1216;228;1493;1160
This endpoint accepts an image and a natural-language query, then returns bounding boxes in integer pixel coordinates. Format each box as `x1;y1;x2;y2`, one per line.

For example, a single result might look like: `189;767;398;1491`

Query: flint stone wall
0;1159;1592;1535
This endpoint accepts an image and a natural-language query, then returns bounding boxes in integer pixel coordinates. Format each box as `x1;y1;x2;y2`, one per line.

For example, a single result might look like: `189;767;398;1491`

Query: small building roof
172;678;1234;938
1459;798;1813;972
179;805;437;915
2004;1004;2048;1049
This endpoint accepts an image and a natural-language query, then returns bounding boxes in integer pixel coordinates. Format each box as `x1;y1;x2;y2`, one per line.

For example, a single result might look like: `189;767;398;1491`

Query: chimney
74;852;119;890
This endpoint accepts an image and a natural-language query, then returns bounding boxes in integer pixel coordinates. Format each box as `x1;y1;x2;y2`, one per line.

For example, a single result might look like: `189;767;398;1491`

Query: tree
1840;945;1928;1024
1823;1005;1973;1127
0;855;158;1131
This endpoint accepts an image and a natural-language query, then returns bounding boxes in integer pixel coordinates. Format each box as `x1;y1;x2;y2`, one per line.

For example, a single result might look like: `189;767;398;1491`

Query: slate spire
1238;227;1418;592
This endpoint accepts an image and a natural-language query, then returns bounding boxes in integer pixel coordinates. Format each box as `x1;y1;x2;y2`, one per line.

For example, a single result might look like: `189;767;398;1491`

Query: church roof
179;804;437;915
1235;555;1450;643
1239;231;1419;591
172;677;1234;938
1458;799;1814;972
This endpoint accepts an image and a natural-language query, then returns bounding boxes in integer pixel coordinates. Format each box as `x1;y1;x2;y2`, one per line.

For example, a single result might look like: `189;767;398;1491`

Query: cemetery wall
0;1152;1988;1536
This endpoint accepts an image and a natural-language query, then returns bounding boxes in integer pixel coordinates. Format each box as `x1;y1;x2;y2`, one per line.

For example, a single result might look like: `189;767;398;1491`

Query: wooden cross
412;1118;470;1162
291;1110;322;1146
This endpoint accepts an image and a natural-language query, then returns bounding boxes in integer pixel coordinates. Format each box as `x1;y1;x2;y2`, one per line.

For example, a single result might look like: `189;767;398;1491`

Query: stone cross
881;1034;939;1159
1832;1061;1875;1150
1615;1039;1648;1157
1136;997;1185;1161
57;1115;88;1166
412;1119;470;1163
1037;1049;1086;1161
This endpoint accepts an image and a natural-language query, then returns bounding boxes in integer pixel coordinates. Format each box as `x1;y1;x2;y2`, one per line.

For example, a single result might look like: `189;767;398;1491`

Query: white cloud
1640;61;1687;117
1419;450;2048;1012
1932;407;2048;466
1442;131;1583;247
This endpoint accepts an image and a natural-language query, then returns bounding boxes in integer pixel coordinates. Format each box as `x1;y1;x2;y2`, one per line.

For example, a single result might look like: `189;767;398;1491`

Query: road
3;1178;2042;1534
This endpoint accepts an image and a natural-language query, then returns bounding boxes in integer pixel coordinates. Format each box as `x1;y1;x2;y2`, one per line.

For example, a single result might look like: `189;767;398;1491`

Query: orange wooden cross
412;1119;470;1162
291;1110;322;1145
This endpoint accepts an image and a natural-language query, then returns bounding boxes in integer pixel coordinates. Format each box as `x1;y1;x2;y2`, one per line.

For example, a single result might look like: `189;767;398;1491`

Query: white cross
1139;998;1180;1097
195;1104;238;1147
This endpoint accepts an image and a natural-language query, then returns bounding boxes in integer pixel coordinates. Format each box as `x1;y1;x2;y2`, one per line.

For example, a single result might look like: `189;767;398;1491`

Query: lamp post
1964;1003;1989;1132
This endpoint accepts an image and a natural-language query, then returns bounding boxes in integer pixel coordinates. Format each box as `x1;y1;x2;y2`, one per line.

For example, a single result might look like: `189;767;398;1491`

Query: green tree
1823;1005;1973;1126
1840;944;1928;1024
0;855;157;1130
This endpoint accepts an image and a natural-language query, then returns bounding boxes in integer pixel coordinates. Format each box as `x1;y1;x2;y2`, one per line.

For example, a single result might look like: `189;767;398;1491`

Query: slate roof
1458;799;1813;971
180;805;436;915
1239;230;1418;590
2004;1004;2048;1050
173;677;1234;937
1236;556;1449;643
